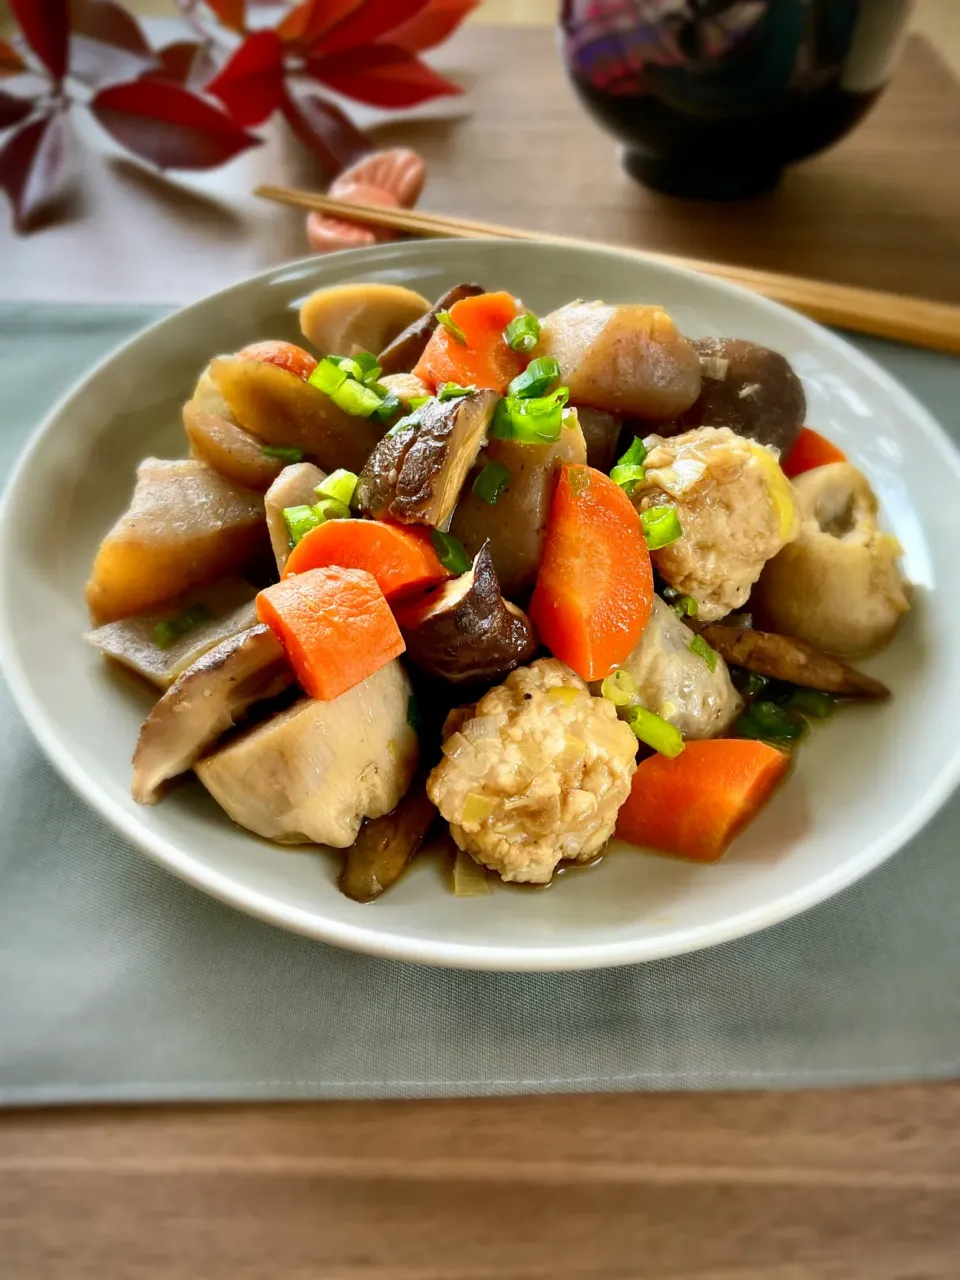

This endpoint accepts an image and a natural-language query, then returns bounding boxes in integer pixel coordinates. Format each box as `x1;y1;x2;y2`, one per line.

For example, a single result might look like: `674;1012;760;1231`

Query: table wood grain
2;1086;959;1278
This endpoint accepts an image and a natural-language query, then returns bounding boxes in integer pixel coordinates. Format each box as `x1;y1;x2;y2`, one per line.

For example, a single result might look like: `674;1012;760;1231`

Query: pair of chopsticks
256;184;960;356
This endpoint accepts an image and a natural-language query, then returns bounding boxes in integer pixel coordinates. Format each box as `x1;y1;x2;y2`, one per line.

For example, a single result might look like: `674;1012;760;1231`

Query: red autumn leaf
0;89;32;130
277;0;364;49
0;109;69;231
0;38;28;78
90;79;261;170
69;0;158;86
389;0;479;53
10;0;70;81
307;44;461;109
205;30;285;127
309;0;430;57
280;87;370;174
203;0;247;32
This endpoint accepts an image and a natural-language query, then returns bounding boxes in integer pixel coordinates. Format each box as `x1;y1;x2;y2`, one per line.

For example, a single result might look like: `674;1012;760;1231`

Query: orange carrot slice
413;291;526;393
257;566;404;701
239;340;317;382
781;427;847;478
529;465;653;682
282;519;452;601
616;740;790;862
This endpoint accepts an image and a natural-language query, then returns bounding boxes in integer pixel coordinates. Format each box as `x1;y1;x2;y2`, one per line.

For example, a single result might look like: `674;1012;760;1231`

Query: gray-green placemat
0;304;958;1105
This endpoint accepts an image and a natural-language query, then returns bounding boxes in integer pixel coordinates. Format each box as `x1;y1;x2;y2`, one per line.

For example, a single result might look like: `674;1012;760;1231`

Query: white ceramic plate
2;239;959;971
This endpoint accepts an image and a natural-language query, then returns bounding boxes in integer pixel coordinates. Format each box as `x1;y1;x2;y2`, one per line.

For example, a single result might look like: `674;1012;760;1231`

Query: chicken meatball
427;659;638;884
633;426;799;621
601;596;742;738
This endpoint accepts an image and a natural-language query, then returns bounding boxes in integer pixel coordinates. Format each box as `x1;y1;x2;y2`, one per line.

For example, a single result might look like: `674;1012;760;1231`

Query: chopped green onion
430;528;471;575
787;688;836;719
409;395;430;410
283;504;322;547
309;357;348;397
731;668;770;701
625;705;684;758
688;633;717;672
472;461;511;505
490;387;570;443
664;589;698;617
261;444;305;464
151;602;213;650
385;407;423;438
326;351;382;385
438;382;476;401
600;669;638;707
507;356;560;399
641;506;683;550
331;377;383;418
610;463;646;494
371;389;402;423
436;311;466;344
617;436;648;469
313;497;350;522
504;313;540;353
316;469;358;507
736;701;805;741
407;695;421;733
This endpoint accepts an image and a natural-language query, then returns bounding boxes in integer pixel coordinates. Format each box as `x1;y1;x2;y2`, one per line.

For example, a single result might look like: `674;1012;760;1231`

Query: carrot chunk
528;465;653;681
781;427;847;478
616;740;790;862
282;519;452;601
238;340;317;382
257;566;403;701
413;291;526;393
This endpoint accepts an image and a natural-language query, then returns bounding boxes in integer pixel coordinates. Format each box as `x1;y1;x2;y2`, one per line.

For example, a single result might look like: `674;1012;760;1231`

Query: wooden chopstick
256;184;960;356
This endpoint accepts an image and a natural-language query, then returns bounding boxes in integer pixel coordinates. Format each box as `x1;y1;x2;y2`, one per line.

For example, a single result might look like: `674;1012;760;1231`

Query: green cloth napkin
0;304;957;1104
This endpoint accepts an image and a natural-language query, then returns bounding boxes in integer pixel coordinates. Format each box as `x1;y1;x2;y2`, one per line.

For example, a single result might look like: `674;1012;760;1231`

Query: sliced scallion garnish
151;602;213;651
671;594;698;618
688;633;717;672
261;444;305;464
490;386;570;443
617;436;648;468
371;388;402;423
625;705;684;758
438;382;477;401
507;356;560;400
309;357;348;397
436;310;467;345
283;504;322;547
313;496;351;522
600;668;638;707
641;505;682;550
472;461;511;505
610;463;646;494
503;312;541;353
430;528;471;575
316;469;358;507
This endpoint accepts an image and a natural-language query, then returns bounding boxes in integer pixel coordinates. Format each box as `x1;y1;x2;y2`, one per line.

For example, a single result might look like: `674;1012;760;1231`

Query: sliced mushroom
575;405;623;472
184;400;285;493
209;355;384;475
299;282;430;358
677;338;806;455
397;543;538;686
339;779;436;902
695;622;890;699
86;458;268;624
754;463;910;655
356;390;498;528
132;624;293;805
377;282;485;375
195;658;418;847
85;578;258;690
450;413;587;600
263;462;327;571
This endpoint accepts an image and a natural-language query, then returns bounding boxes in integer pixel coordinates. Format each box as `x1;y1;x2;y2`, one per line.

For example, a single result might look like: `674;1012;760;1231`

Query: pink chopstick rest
306;147;427;254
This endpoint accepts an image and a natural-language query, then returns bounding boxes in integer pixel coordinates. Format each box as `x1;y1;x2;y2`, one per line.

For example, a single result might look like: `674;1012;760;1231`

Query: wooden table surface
2;16;960;1279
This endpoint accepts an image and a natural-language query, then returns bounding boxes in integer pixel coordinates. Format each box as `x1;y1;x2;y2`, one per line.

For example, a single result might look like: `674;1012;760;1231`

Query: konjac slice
256;566;404;701
184;401;286;493
283;519;451;601
529;465;653;681
210;355;383;475
615;739;790;862
85;459;268;624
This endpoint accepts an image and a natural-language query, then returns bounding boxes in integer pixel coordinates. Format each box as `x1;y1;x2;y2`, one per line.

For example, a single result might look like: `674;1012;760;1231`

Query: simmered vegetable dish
85;281;910;899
